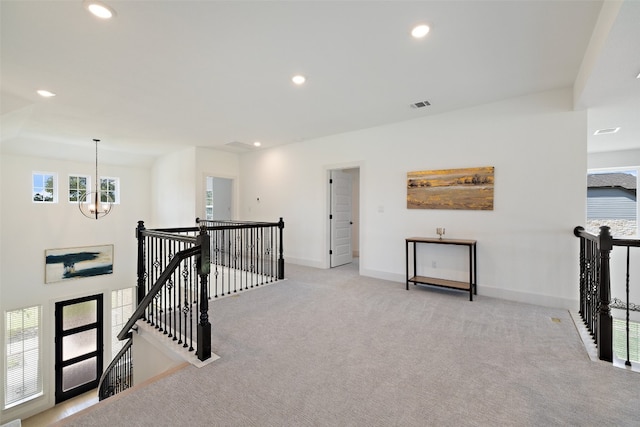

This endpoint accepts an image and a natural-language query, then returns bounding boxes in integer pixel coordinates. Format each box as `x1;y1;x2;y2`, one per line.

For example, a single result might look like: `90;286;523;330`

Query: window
32;172;57;203
587;168;638;237
205;189;214;220
111;288;134;359
100;177;119;204
68;175;90;203
4;305;43;409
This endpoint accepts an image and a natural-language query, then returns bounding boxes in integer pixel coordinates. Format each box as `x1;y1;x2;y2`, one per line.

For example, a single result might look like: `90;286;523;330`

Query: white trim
31;172;58;203
67;174;91;203
4;305;43;410
201;173;237;221
99;176;120;204
323;161;363;271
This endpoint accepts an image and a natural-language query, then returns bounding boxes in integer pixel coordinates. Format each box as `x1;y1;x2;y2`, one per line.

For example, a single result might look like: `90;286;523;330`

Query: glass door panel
62;300;97;329
62;329;97;360
62;357;97;392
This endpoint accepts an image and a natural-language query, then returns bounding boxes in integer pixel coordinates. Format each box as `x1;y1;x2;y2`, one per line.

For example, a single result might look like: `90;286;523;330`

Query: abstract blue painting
45;244;113;283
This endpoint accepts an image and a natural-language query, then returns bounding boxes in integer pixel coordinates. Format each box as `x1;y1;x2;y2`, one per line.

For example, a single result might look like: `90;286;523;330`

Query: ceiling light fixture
636;71;640;79
594;127;620;135
253;141;262;147
292;75;306;85
411;24;430;39
79;139;113;219
84;0;116;19
37;89;56;98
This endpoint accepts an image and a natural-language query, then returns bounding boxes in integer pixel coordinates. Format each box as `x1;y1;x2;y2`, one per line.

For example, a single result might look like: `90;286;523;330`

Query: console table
405;237;477;301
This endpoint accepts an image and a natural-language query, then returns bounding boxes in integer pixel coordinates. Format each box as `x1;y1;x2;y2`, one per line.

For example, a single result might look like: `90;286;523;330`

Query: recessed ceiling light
292;75;306;85
84;0;116;19
411;24;430;39
37;89;56;98
594;127;620;135
253;141;261;147
636;71;640;79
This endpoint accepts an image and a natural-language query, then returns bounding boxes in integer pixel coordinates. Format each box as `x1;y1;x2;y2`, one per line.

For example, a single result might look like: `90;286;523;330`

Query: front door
330;170;353;267
55;294;103;403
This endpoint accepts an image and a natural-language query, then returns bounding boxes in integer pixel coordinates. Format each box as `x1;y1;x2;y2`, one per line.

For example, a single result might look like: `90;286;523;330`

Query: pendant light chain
78;138;113;219
94;138;99;220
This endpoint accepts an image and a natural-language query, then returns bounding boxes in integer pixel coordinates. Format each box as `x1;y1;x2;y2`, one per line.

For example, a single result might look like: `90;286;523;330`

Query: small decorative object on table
436;227;445;239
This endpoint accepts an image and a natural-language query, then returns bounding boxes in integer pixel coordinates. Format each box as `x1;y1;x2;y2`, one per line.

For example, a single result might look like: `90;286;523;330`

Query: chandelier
79;139;113;219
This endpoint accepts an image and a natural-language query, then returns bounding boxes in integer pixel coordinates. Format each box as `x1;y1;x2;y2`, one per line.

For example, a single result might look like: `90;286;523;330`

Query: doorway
205;176;233;220
329;168;360;267
54;294;103;404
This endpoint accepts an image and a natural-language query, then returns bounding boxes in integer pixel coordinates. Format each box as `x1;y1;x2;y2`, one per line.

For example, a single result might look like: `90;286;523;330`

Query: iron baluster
625;246;631;366
278;217;285;280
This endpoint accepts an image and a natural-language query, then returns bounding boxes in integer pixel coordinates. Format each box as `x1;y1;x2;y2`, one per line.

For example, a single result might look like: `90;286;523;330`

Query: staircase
98;218;285;400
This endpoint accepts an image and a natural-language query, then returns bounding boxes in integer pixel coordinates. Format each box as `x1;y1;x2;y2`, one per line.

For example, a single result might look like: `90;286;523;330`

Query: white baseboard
284;257;325;269
478;285;578;310
360;268;405;283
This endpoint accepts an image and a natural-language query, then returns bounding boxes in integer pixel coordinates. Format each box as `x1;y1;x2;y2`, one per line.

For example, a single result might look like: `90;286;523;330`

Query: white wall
588;148;640;169
0;153;150;422
240;89;587;309
151;147;197;228
131;325;185;385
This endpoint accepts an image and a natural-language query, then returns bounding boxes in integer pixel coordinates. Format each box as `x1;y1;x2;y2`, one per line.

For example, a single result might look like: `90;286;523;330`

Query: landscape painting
407;166;494;210
45;244;113;283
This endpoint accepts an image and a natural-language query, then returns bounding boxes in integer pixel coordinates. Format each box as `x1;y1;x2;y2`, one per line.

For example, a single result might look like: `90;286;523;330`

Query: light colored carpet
60;262;640;426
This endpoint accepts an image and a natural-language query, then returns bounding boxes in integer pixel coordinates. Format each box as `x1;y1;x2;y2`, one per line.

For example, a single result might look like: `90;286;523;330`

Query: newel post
196;225;211;361
136;221;146;309
574;226;587;318
278;217;285;280
597;225;613;362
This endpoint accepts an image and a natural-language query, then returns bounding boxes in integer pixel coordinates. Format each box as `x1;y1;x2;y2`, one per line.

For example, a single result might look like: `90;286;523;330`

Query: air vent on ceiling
410;100;431;109
224;141;255;150
593;127;620;136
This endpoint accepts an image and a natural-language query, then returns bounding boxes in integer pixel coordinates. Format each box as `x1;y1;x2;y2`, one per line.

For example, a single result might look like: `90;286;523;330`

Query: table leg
473;243;477;295
405;241;409;290
468;245;473;301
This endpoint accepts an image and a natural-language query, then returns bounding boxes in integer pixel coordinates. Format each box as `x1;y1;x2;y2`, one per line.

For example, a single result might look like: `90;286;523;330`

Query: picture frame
407;166;494;210
45;244;114;283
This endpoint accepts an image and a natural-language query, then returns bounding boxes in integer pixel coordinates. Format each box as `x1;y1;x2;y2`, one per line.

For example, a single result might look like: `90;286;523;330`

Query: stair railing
196;218;285;297
575;225;640;366
98;225;210;400
130;223;211;360
574;225;613;362
97;333;133;401
99;218;284;400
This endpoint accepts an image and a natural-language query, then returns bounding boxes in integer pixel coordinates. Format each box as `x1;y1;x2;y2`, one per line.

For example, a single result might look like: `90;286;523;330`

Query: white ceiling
1;0;638;166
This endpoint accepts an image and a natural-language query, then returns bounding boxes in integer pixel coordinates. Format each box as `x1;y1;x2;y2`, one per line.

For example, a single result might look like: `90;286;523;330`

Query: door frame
54;293;104;403
329;169;353;267
201;173;238;220
324;163;361;270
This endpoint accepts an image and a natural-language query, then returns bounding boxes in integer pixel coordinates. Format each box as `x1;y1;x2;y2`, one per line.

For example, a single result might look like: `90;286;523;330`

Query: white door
330;170;353;267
